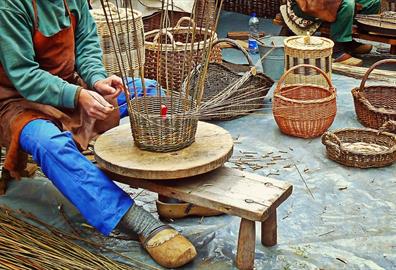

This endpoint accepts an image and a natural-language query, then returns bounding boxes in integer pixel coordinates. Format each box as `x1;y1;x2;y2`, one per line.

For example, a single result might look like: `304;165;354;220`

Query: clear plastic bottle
248;12;259;54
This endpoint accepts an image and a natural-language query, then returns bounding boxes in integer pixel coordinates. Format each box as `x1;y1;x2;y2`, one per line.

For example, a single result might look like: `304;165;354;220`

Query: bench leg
391;45;396;55
236;218;255;270
261;209;277;247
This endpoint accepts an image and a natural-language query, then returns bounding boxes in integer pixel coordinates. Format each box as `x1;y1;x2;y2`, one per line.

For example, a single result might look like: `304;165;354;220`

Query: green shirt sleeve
74;0;107;89
0;5;78;109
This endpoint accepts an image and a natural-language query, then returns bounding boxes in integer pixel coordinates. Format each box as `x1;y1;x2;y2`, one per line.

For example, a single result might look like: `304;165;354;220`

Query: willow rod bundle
0;206;159;270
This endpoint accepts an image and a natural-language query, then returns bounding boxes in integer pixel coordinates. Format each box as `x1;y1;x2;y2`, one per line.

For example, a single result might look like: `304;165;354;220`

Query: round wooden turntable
94;121;234;180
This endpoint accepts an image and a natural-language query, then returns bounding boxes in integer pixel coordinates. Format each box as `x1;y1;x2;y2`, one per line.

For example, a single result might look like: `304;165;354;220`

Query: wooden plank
94;122;234;180
333;62;396;84
105;167;293;221
227;31;266;40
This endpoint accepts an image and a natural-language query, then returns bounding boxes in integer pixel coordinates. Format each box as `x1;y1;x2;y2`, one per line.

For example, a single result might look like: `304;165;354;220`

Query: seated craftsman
0;0;196;268
281;0;381;66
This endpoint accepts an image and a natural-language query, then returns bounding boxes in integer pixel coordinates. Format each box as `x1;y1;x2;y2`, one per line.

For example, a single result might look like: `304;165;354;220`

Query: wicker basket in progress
352;59;396;131
144;17;218;92
273;64;337;138
322;121;396;168
129;95;198;152
200;38;273;121
91;3;144;77
222;0;281;18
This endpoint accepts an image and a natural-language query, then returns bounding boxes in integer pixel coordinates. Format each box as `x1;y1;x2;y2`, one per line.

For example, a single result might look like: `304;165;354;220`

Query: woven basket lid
284;36;334;50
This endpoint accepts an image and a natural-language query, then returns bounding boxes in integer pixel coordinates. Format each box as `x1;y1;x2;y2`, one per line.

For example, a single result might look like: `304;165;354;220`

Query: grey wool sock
119;204;164;238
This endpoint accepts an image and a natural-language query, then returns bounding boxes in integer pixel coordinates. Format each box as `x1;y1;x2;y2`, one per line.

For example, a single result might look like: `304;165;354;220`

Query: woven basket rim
352;86;396;115
323;128;396;156
145;26;217;50
275;84;336;104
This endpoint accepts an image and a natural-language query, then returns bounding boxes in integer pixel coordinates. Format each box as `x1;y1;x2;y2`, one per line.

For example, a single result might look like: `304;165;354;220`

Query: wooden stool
102;167;292;270
94;123;293;270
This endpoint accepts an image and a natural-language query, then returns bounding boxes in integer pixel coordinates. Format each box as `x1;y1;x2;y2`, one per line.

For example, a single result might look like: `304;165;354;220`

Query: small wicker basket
273;64;337;138
352;59;396;131
322;121;396;168
91;3;144;77
200;38;273;121
284;36;334;87
128;95;198;152
144;17;218;92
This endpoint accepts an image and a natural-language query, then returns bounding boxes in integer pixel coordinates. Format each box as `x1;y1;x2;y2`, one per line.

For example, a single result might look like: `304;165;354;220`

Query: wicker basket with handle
273;64;337;138
144;17;218;92
142;0;217;32
200;38;273;120
322;121;396;168
91;2;144;77
352;59;396;131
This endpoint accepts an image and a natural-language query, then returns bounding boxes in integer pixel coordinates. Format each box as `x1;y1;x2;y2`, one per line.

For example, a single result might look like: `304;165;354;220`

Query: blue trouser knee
20;119;133;235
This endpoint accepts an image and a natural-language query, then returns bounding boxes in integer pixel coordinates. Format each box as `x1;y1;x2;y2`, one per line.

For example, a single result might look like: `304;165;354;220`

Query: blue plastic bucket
258;36;286;81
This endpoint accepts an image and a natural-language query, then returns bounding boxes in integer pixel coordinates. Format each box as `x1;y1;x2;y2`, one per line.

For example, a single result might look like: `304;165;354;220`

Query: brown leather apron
0;0;119;178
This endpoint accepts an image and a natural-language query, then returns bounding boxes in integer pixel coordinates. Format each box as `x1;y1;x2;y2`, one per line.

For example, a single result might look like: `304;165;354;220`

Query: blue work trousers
19;78;161;235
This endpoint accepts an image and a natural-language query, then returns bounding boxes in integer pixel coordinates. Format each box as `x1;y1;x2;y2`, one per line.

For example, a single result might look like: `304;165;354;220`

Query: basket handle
211;38;254;67
378;120;396;134
359;59;396;90
275;64;335;94
175;17;197;29
152;29;176;48
322;132;342;155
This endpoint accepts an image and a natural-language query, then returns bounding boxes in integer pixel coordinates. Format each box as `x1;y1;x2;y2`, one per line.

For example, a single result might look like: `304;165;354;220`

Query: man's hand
78;89;114;120
93;75;124;98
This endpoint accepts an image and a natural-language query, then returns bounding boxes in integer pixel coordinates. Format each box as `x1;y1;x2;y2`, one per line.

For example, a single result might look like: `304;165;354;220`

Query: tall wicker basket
91;3;145;77
352;59;396;131
144;17;218;92
284;36;334;87
273;64;337;138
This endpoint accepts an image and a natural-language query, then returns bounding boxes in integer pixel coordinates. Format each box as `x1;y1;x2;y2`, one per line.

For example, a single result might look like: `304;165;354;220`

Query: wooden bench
273;14;396;55
103;166;293;270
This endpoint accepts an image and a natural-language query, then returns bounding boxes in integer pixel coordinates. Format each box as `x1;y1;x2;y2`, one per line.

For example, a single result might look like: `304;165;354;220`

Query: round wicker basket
284;36;334;87
144;17;218;92
352;59;396;131
91;2;145;77
322;121;396;168
128;95;198;152
273;64;337;138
